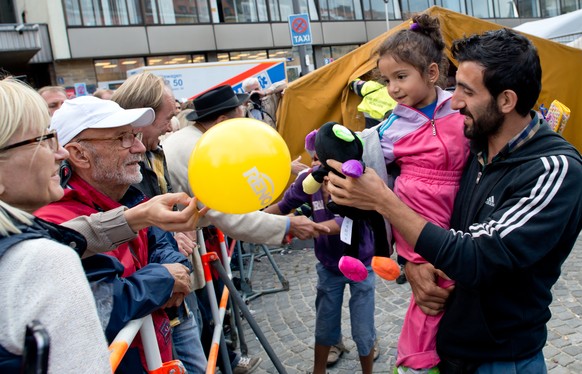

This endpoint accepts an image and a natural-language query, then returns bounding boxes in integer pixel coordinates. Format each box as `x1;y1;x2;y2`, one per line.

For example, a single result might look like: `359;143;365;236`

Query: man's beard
91;153;143;186
462;98;504;151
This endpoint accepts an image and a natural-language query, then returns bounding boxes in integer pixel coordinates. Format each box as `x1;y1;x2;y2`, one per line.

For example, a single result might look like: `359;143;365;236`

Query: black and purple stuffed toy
302;121;399;282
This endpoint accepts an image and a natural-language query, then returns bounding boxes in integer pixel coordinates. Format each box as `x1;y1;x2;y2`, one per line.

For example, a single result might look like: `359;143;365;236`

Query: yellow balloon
188;118;292;214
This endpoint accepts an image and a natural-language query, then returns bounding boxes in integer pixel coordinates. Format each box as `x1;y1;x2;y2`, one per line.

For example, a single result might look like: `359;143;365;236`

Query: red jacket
35;174;174;368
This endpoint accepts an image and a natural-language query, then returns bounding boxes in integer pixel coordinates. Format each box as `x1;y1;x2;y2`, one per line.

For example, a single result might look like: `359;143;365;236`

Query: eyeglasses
76;132;143;149
0;130;59;153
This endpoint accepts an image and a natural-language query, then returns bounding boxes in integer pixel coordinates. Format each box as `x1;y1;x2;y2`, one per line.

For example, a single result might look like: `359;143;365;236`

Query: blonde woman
0;77;206;372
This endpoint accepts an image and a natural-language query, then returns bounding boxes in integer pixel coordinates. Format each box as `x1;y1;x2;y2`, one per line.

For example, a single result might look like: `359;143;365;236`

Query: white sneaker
233;356;262;374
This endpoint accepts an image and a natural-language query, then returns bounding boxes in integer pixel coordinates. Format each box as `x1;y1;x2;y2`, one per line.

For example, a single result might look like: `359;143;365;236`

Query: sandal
327;340;349;366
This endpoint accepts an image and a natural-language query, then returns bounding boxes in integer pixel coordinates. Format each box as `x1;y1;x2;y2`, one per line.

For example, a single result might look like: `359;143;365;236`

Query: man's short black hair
451;28;541;116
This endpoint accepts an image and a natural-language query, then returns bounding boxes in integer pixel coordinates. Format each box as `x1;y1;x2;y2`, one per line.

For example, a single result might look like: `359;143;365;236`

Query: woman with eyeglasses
0;77;207;372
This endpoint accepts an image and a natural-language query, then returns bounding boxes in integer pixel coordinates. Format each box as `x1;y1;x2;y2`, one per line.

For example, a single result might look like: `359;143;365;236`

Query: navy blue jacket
0;216;87;372
35;180;190;373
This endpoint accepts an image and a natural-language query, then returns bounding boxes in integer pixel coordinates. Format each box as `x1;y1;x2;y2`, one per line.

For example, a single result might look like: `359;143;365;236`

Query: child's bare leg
313;344;331;374
360;347;375;374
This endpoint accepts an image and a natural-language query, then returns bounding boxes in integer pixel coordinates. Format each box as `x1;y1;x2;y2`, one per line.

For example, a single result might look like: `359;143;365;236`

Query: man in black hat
164;85;328;245
163;85;329;374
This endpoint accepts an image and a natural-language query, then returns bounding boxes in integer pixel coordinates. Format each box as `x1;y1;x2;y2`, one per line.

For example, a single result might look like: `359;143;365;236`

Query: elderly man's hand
288;215;330;240
291;156;309;175
125;193;208;233
406;262;454;315
174;231;197;256
163;292;186;309
162;263;191;296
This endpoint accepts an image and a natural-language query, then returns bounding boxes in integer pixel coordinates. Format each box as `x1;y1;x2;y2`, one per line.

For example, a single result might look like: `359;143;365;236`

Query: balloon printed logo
188;117;291;214
243;166;275;206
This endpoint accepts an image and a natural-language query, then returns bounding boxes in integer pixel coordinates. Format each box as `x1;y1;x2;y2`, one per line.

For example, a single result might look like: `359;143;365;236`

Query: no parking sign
288;14;312;46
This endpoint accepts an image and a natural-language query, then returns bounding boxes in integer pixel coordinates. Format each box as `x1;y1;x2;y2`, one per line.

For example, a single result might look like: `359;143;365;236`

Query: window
274;0;293;20
268;48;293;59
516;0;540;17
308;0;321;20
217;52;230;61
94;57;145;83
144;0;211;24
435;0;466;13
400;0;431;19
147;54;207;65
216;50;269;60
319;0;363;20
230;50;268;59
218;0;269;22
0;0;16;23
321;44;358;63
539;0;560;16
560;0;578;12
266;0;315;21
64;0;82;25
494;0;519;17
267;0;281;20
268;48;308;79
65;0;142;26
191;54;206;63
467;0;494;17
363;0;398;21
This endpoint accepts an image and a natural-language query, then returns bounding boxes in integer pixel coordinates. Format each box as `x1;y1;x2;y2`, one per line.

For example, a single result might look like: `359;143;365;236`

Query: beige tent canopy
277;6;582;162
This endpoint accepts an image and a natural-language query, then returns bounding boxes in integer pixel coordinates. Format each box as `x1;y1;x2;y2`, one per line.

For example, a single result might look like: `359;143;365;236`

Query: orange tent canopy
277;6;582;161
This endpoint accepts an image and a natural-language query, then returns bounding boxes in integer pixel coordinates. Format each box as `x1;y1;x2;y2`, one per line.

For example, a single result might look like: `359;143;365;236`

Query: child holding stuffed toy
375;13;469;374
301;122;399;283
264;144;379;374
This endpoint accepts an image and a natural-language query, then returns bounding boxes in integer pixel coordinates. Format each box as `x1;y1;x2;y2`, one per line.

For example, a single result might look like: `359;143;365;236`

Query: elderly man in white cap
35;96;192;374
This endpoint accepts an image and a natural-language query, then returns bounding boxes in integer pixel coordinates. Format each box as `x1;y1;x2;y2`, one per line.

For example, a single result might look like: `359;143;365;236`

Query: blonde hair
0;77;45;234
0;201;34;236
93;88;114;99
37;85;67;97
0;77;50;155
112;72;168;111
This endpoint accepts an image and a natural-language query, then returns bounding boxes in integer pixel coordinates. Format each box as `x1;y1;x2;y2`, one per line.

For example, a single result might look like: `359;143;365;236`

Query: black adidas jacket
416;115;582;362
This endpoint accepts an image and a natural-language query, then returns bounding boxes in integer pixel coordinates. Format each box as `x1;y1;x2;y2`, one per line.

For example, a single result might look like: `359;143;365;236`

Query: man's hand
288;215;330;240
326;159;427;248
162;263;191;295
125;193;208;233
163;292;186;309
174;231;197;256
326;160;390;212
291;156;309;175
406;262;454;315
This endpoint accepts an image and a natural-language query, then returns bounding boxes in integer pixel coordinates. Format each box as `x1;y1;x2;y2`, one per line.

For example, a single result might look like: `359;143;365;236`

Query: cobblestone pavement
230;234;582;374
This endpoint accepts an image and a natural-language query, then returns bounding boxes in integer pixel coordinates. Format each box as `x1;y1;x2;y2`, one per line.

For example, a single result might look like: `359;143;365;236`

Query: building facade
1;0;581;93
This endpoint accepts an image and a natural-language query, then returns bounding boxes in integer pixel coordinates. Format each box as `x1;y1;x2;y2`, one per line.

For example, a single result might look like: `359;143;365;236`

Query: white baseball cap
50;96;155;145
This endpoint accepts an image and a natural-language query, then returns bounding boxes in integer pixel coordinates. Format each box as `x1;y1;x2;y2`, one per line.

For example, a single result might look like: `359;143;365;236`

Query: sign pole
383;0;390;31
298;46;308;76
291;0;309;76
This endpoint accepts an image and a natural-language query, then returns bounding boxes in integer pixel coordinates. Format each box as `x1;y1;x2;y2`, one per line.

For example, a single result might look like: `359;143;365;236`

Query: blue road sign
288;14;312;46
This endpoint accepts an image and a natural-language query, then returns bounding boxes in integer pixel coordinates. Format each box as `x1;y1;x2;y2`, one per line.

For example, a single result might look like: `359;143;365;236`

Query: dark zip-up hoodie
415;116;582;362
